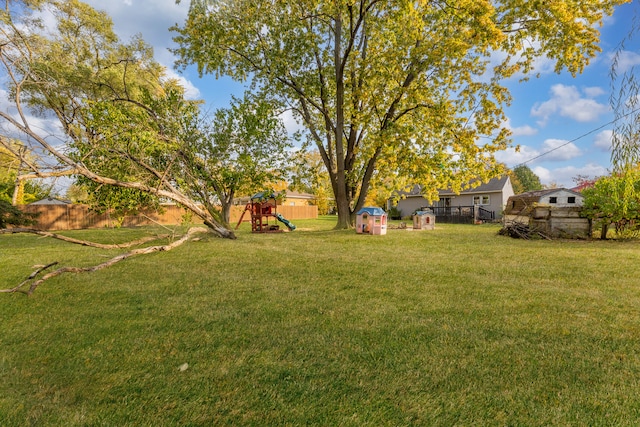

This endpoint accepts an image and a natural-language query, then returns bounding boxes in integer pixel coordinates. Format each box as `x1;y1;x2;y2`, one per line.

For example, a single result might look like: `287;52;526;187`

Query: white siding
538;190;583;207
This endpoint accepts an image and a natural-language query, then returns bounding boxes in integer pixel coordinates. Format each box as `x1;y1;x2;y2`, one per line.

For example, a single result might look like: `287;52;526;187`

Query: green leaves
178;92;292;224
0;1;235;237
511;165;543;194
581;169;640;237
0;200;37;228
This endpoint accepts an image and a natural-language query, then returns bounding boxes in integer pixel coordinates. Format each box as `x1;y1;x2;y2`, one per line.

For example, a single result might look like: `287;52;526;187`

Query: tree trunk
600;223;609;240
334;189;352;229
12;177;22;205
220;202;232;227
203;217;235;239
77;166;236;239
333;12;351;230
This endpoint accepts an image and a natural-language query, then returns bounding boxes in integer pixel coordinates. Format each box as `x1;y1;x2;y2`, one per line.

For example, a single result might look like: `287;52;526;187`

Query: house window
568;196;576;204
549;197;557;204
473;195;490;205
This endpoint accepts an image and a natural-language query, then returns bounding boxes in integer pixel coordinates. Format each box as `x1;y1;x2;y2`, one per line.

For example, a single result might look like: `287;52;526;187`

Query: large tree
173;0;625;228
0;0;235;238
581;169;640;239
510;165;543;194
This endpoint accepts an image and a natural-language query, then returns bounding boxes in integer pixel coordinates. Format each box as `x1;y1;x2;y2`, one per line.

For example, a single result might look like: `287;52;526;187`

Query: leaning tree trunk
77;167;237;239
220;202;232;227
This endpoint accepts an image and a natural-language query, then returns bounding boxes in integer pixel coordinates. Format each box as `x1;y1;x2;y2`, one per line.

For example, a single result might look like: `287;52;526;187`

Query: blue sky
83;0;639;188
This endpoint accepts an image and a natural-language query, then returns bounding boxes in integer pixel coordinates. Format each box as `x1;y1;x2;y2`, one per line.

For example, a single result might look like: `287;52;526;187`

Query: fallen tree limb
1;262;60;294
2;227;209;296
498;222;552;240
1;228;171;249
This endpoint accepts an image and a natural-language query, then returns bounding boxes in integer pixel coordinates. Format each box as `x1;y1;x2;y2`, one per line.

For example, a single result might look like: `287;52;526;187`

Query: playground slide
275;213;296;231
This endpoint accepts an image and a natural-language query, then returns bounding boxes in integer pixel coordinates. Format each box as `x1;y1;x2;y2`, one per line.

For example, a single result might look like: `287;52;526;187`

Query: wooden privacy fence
231;205;318;225
18;204;318;231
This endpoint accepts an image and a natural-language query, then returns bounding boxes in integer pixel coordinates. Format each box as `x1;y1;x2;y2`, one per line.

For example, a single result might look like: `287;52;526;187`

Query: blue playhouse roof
356;207;386;216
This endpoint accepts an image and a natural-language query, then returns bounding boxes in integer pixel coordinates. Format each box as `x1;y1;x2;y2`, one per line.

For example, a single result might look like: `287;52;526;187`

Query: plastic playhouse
413;210;435;230
235;192;296;233
355;207;387;235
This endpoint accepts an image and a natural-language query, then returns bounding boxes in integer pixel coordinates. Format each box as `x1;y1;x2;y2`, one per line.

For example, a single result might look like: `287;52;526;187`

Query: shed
504;188;584;216
503;188;589;238
355;207;387;235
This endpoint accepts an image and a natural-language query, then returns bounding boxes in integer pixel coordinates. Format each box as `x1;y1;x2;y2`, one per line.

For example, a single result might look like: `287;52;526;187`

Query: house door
435;197;451;208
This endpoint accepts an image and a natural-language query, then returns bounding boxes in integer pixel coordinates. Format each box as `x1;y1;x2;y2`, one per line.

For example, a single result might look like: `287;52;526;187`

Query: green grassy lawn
2;218;640;425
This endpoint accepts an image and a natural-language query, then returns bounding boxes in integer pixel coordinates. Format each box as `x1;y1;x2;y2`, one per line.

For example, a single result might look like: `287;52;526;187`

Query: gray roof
28;197;72;205
397;176;511;198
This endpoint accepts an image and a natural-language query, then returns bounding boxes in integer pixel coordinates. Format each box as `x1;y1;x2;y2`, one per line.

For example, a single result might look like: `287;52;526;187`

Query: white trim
473;195;490;205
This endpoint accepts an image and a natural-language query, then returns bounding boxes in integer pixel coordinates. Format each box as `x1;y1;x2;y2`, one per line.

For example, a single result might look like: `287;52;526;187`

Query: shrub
0;200;38;229
581;170;640;239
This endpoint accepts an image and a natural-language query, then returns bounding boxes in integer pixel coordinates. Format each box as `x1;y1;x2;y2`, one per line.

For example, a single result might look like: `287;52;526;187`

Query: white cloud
495;138;581;166
0;90;64;142
601;11;617;27
532;166;553;185
494;145;537;166
163;68;200;100
540;139;582;161
83;0;189;66
593;129;613;151
0;88;13;112
609;50;640;75
511;124;538;137
531;84;609;125
279;109;304;136
583;86;606;98
526;54;557;77
502;117;538;137
533;163;609;187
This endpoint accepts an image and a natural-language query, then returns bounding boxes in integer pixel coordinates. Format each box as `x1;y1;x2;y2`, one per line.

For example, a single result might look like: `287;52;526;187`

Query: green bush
0;200;37;229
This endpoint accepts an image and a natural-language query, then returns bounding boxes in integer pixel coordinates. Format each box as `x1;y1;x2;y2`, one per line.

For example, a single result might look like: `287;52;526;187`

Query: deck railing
419;205;495;224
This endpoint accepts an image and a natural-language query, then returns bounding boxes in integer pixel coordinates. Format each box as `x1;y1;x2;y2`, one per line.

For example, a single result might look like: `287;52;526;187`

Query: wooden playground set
235;192;296;233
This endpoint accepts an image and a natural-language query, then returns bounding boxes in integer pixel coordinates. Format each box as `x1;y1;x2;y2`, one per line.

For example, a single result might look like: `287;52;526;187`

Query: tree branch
1;227;209;295
1;228;171;249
